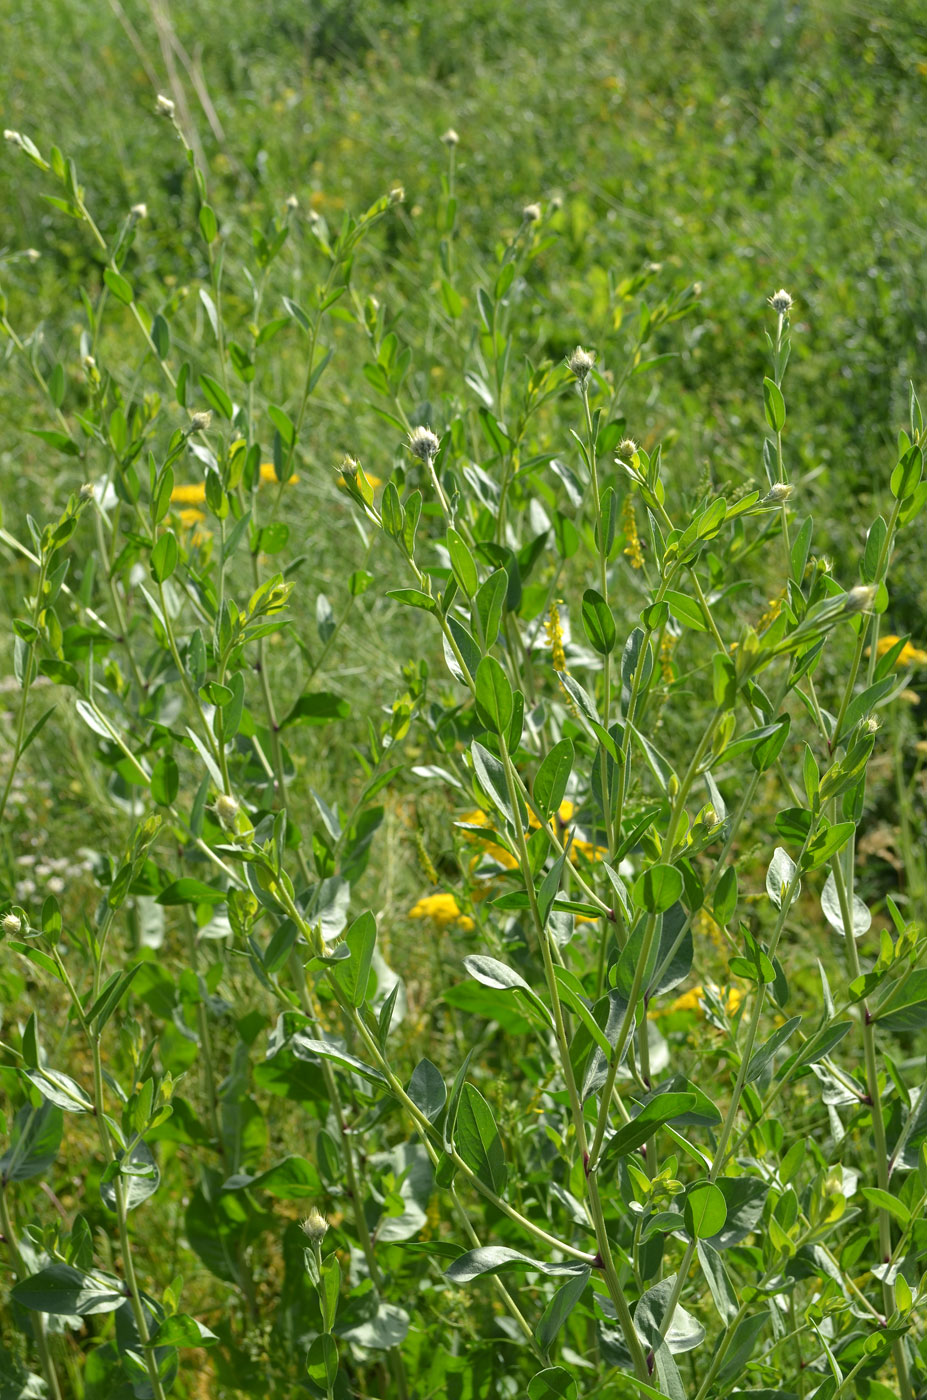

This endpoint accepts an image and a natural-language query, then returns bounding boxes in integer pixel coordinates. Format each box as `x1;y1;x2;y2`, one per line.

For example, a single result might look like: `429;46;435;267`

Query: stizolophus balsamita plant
1;108;927;1400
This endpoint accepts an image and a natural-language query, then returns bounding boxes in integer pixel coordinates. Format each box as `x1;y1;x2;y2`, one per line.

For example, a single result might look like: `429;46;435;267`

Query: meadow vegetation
1;3;927;1398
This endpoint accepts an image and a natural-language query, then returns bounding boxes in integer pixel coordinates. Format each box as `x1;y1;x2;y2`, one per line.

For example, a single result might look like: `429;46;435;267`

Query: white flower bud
301;1207;329;1243
189;411;212;433
763;483;793;504
285;194;299;210
215;794;240;830
389;185;405;205
4;129;24;148
79;483;95;502
408;426;440;462
768;288;793;315
567;346;595;382
617;438;639;458
844;585;877;615
130;203;147;220
340;455;359;481
24;248;40;263
2;912;22;938
156;94;176;117
522;202;542;223
441;128;459;146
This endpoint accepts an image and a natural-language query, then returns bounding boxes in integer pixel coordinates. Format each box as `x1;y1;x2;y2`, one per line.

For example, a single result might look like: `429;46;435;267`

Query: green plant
2;63;927;1400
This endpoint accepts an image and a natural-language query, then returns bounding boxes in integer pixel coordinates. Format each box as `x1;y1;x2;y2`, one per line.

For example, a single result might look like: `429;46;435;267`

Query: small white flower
768;288;793;315
763;483;793;504
301;1207;329;1243
408;426;440;462
215;794;240;830
522;202;542;223
2;912;22;938
130;203;147;220
388;185;405;204
78;483;95;502
844;585;877;615
155;94;176;117
189;410;212;433
567;346;595;382
339;455;359;481
441;128;459;146
285;194;299;210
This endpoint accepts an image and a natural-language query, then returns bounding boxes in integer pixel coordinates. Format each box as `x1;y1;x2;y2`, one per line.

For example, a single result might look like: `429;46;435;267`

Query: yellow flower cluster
170;461;299;507
457;800;606;869
659;983;744;1018
622;493;644;569
408;892;474;931
869;634;927;669
544;600;568;673
757;590;785;632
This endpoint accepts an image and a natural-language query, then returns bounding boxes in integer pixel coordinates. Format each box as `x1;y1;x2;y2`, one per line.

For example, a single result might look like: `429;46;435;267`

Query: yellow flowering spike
544;600;568;673
659;632;676;683
408;892;474;930
170;481;207;506
659;983;743;1018
176;508;206;529
622;493;644;569
869;635;927;668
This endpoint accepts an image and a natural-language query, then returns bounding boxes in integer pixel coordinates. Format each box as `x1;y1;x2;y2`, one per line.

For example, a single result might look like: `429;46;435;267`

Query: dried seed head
2;912;22;938
763;483;793;504
844;584;878;615
189;410;212;433
567;346;595;383
768;288;793;315
408;426;440;462
522;202;542;223
301;1207;329;1243
155;94;176;117
215;794;240;830
441;128;459;146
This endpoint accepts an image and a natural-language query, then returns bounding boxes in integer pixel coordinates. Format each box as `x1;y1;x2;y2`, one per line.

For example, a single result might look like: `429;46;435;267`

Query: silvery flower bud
408;426;440;462
522;202;542;223
844;585;877;615
301;1207;329;1243
156;94;176;117
189;410;212;433
763;483;793;504
2;912;22;938
340;455;359;482
617;438;639;458
567;346;595;383
441;128;459;146
130;203;147;220
389;185;405;205
79;483;95;502
768;288;793;315
24;248;40;263
215;794;240;830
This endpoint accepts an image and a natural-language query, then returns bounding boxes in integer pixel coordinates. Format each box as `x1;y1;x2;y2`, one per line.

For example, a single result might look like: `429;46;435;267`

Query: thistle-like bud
843;584;877;615
301;1207;329;1243
340;455;359;482
130;203;147;220
155;94;176;117
567;346;595;383
617;438;639;459
763;483;793;504
441;128;459;146
189;410;212;433
408;426;440;463
2;912;22;938
215;794;240;830
522;202;542;223
768;288;793;315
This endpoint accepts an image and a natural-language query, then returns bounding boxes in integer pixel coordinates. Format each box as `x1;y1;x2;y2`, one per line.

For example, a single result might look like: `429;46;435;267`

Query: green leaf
527;1368;578;1400
534;739;574;820
454;1084;507;1193
330;910;377;1007
475;655;513;734
151;1313;219;1347
27;427;81;457
306;1334;338;1388
11;1263;124;1316
751;714;790;773
696;1241;738;1324
150;530;179;582
199;203;218;243
222;1155;322;1199
445;1248;589;1284
23;1067;94;1114
632;864;683;913
407;1059;447;1122
766;847;798;907
156;879;226;907
99;1140;159;1212
535;1268;591;1354
802;822;856;872
474;569;507;649
873;970;927;1032
0;1100;63;1181
198;373;233;420
281;691;350;727
665;589;708;632
600;1093;697;1165
860;1187;910;1227
787;1019;852;1072
684;1181;727;1239
447;527;478;597
581;588;616;654
763;377;786;433
103;266;134;305
745;1016;802;1082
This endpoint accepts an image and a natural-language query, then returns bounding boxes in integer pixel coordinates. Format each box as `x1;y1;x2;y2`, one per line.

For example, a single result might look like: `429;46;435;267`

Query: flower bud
2;912;23;938
617;438;639;459
3;129;24;149
389;185;405;205
768;288;793;315
567;346;595;383
441;128;459;146
79;483;95;502
408;426;440;463
285;194;299;211
522;202;542;223
763;483;793;504
155;94;176;117
301;1207;329;1243
215;794;240;830
189;410;212;433
339;455;359;482
24;248;40;263
843;585;877;615
130;203;147;220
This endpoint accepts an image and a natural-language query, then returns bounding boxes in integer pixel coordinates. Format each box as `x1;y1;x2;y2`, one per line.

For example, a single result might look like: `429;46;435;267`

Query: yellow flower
408;892;474;931
544;600;568;673
176;507;205;529
659;983;743;1018
338;469;381;490
170;481;207;506
622;493;644;569
869;635;927;668
458;809;518;869
259;462;299;487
